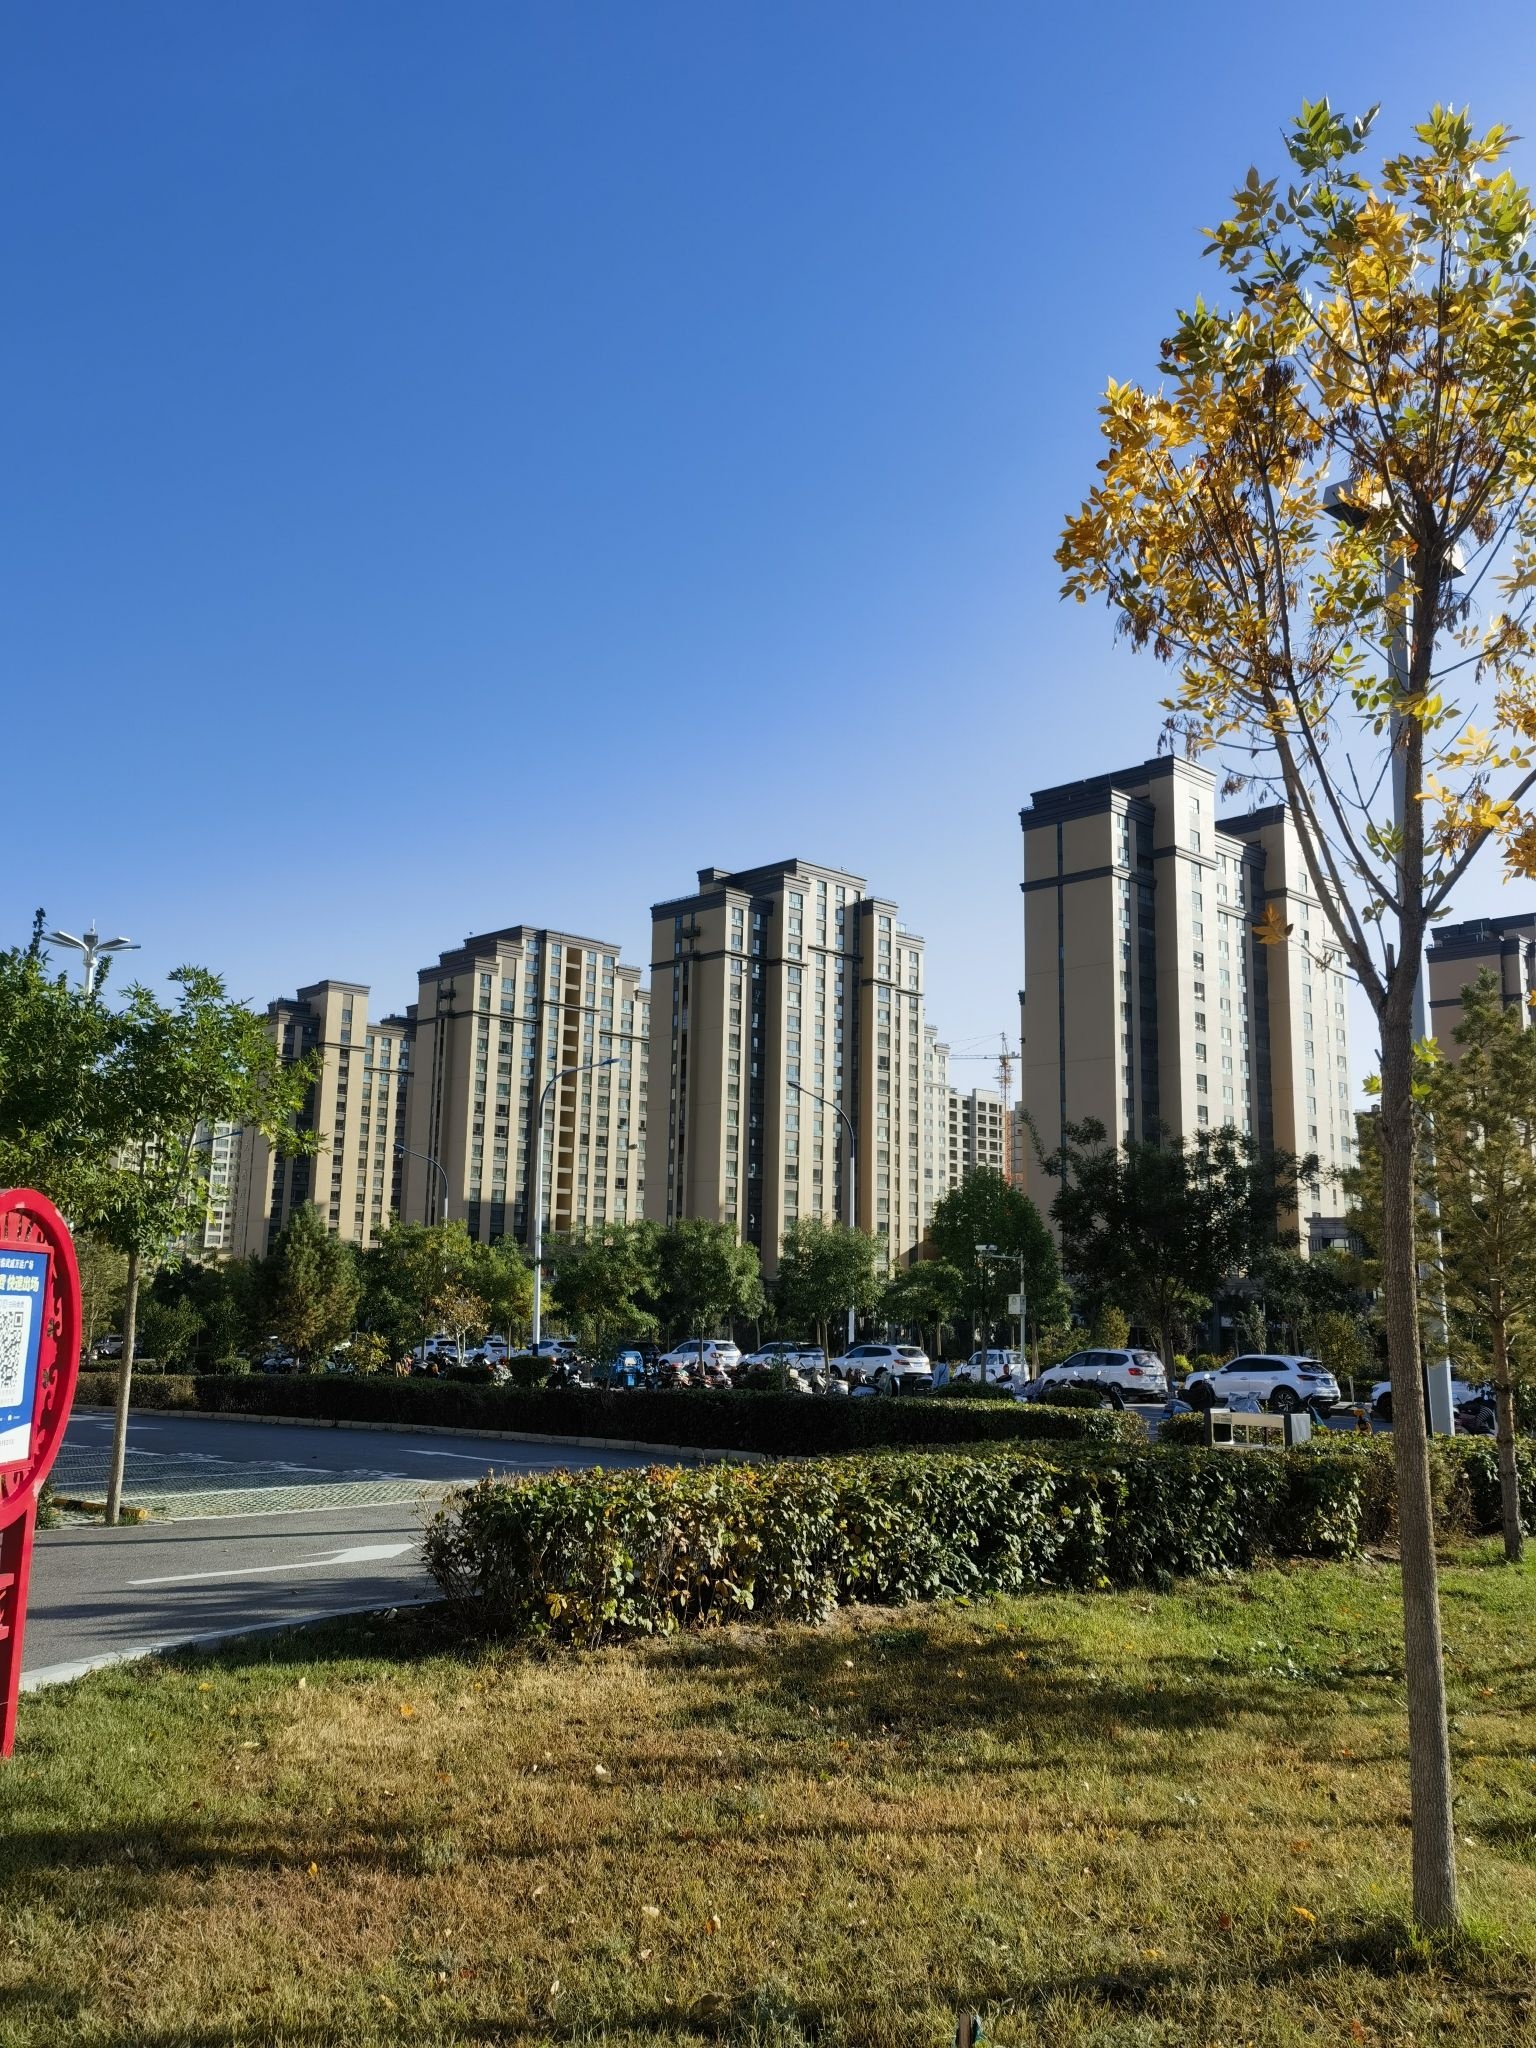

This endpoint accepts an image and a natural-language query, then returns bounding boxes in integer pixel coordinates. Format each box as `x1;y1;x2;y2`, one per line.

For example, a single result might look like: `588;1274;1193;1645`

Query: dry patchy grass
2;1546;1535;2045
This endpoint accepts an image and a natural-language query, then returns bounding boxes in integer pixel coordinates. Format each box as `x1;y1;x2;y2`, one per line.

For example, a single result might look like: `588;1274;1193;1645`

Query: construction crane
948;1033;1016;1108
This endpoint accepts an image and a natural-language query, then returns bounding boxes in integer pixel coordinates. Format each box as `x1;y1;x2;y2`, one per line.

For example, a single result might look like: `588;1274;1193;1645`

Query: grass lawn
3;1548;1534;2046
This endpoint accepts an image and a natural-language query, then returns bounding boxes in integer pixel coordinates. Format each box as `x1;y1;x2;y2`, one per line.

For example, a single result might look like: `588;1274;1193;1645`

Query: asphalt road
22;1409;668;1686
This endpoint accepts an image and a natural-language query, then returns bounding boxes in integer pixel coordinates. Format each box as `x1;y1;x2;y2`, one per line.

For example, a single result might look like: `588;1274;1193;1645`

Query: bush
70;1371;1143;1454
928;1380;1016;1400
423;1439;1370;1646
1039;1384;1115;1410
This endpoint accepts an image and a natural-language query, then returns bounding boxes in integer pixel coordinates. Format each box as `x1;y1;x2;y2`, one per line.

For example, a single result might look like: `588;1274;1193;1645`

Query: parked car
529;1337;580;1362
834;1343;933;1394
1183;1354;1339;1415
659;1339;743;1373
1369;1374;1486;1424
90;1333;125;1361
1032;1348;1169;1403
743;1342;804;1369
954;1348;1023;1385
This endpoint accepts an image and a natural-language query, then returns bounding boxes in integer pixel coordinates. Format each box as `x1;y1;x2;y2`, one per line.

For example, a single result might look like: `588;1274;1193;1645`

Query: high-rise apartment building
1428;912;1536;1054
920;1024;951;1237
1020;755;1354;1224
947;1087;1008;1184
232;982;412;1256
401;926;648;1246
645;860;928;1273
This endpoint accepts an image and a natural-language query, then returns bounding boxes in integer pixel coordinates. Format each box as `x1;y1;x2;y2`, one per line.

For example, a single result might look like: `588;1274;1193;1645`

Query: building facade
1427;912;1536;1054
1020;755;1353;1226
947;1086;1008;1185
232;982;412;1256
645;860;929;1274
920;1024;951;1239
401;926;648;1246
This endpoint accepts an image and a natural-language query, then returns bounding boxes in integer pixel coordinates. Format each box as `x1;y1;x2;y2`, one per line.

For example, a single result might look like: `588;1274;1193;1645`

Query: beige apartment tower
947;1087;1008;1185
1427;912;1536;1055
1020;756;1354;1225
646;860;929;1274
233;982;412;1255
401;927;648;1245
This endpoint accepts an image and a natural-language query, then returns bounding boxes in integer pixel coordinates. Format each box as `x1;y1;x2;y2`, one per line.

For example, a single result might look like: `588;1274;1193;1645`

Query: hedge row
71;1371;1143;1455
423;1441;1369;1646
1157;1410;1536;1539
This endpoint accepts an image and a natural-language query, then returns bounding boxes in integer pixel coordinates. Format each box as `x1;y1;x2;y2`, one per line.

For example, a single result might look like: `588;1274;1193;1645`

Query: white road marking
129;1541;416;1587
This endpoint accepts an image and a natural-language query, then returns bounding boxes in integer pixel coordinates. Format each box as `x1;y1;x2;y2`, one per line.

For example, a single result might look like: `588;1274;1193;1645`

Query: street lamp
787;1078;858;1347
1324;482;1457;1434
977;1242;1028;1372
46;923;139;996
529;1055;619;1347
394;1142;450;1226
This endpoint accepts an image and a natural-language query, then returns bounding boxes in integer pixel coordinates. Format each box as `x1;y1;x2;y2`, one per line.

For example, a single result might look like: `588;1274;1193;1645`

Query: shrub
423;1440;1370;1646
1155;1411;1208;1446
1039;1384;1114;1410
928;1380;1016;1400
504;1354;550;1392
69;1371;1143;1454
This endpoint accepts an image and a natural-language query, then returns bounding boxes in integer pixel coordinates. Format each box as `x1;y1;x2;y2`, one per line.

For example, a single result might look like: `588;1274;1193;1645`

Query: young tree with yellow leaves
1058;100;1536;1931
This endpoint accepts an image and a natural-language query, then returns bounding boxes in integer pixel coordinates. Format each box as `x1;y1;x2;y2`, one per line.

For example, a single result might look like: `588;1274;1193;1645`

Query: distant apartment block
920;1024;951;1237
645;859;928;1273
233;982;412;1255
947;1086;1008;1185
1007;1102;1030;1192
1020;755;1354;1224
401;926;648;1246
1428;912;1536;1054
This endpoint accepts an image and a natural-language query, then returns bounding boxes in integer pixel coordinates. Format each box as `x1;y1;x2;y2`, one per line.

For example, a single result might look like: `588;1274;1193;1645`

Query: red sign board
0;1189;82;1755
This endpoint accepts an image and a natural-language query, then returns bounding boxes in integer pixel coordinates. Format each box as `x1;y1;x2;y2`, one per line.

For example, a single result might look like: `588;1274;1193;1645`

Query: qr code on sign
0;1297;30;1408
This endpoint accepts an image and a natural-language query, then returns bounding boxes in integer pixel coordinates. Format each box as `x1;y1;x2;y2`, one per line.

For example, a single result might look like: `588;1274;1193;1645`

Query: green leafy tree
1309;1307;1376;1399
136;1289;204;1371
655;1219;764;1342
470;1237;536;1347
74;1235;129;1360
546;1223;657;1355
426;1279;488;1365
360;1219;481;1355
929;1169;1064;1345
1420;972;1536;1561
881;1259;965;1360
93;968;318;1522
1057;99;1536;1929
258;1205;361;1366
1046;1122;1308;1368
774;1218;884;1356
1091;1305;1131;1350
0;927;116;1213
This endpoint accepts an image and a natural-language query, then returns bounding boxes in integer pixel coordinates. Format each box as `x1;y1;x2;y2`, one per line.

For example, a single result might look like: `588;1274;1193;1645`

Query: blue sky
6;4;1534;1072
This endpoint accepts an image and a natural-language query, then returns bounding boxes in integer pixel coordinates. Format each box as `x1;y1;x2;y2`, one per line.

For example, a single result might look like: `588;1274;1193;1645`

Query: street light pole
394;1142;449;1225
1324;485;1456;1434
46;922;139;996
788;1078;858;1347
530;1055;619;1347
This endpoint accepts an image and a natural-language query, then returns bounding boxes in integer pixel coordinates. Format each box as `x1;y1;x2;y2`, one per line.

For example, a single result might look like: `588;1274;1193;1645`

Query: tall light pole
1324;483;1457;1434
46;923;138;996
978;1241;1028;1373
530;1055;618;1347
787;1078;858;1348
394;1142;450;1226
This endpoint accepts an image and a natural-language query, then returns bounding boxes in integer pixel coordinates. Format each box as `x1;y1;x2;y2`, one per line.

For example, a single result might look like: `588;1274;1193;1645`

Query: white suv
658;1339;743;1373
1032;1348;1168;1402
836;1343;933;1393
1183;1354;1340;1415
954;1349;1023;1385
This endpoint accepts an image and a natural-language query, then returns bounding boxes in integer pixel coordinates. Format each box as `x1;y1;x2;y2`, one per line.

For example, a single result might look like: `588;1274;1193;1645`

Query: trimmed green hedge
423;1441;1368;1646
71;1371;1143;1456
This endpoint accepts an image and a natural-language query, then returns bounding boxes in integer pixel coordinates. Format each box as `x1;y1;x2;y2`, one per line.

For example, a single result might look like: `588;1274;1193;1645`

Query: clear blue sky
6;4;1533;1071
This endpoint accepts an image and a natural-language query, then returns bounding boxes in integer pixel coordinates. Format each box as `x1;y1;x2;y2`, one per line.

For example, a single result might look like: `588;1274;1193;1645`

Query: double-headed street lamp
787;1077;858;1347
977;1241;1028;1370
47;923;139;996
529;1055;619;1347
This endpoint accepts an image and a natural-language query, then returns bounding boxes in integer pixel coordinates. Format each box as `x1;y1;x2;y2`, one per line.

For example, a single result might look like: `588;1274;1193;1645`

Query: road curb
73;1404;769;1467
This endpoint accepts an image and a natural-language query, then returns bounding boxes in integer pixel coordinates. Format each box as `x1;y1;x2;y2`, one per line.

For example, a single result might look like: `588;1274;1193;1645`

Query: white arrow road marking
129;1541;416;1587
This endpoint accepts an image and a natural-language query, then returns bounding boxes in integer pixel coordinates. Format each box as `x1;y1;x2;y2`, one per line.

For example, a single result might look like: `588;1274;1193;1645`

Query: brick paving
49;1442;441;1520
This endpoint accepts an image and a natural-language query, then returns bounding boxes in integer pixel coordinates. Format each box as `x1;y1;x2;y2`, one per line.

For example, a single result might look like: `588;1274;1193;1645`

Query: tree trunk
105;1247;141;1528
1490;1317;1524;1565
1378;1016;1459;1930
